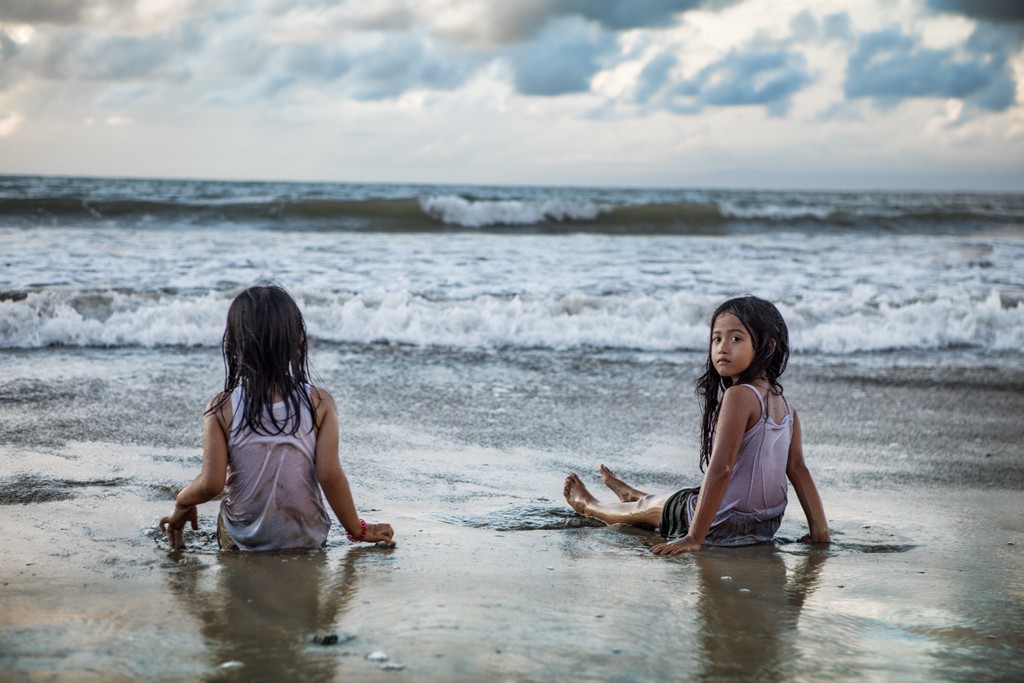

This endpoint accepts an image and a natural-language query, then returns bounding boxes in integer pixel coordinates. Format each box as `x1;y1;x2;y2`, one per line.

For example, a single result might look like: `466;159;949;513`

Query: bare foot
599;464;646;502
563;473;598;516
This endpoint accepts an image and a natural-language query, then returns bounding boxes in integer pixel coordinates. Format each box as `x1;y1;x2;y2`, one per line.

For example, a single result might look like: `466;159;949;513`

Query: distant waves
2;175;1022;234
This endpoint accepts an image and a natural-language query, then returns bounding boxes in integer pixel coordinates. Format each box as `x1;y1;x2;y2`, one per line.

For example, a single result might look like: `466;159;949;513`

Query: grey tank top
687;383;792;546
219;385;330;551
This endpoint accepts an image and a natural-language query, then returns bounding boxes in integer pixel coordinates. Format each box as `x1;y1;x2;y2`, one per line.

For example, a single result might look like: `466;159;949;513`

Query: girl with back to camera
563;295;829;554
160;283;394;551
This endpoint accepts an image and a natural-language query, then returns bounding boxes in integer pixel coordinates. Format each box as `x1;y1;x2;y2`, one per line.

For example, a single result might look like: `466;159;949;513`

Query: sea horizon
5;169;1024;195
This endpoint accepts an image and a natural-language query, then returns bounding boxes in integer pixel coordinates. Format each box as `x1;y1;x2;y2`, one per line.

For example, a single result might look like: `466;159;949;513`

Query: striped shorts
659;486;700;539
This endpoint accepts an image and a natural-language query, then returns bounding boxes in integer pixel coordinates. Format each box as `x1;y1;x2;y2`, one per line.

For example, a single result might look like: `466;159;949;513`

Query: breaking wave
2;287;1020;353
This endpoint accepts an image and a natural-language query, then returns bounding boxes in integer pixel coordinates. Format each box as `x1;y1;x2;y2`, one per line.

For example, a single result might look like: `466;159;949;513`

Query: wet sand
1;346;1023;682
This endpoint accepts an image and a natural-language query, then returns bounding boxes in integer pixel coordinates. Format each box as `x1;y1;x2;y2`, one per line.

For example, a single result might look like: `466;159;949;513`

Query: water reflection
164;549;362;681
694;546;827;683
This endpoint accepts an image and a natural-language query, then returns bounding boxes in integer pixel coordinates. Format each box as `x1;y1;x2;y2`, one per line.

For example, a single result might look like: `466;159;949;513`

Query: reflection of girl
694;547;827;682
160;283;393;550
164;551;360;680
563;296;830;554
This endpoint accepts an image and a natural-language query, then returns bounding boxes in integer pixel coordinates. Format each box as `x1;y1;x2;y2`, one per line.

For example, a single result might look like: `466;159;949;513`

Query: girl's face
711;311;755;380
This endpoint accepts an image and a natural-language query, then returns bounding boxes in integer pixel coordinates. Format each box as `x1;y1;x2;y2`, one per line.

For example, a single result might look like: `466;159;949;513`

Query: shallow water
1;345;1023;681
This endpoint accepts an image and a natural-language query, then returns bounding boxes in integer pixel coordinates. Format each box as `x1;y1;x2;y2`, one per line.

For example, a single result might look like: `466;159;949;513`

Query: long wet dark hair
694;296;790;471
208;282;316;436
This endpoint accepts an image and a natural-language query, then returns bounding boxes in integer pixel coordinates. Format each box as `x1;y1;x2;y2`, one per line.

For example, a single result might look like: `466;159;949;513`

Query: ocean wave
2;287;1020;354
719;202;835;222
419;195;611;228
3;175;1022;234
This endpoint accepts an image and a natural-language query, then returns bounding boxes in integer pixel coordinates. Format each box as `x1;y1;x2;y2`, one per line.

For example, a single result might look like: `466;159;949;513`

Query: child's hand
650;535;701;555
158;504;198;549
361;522;395;546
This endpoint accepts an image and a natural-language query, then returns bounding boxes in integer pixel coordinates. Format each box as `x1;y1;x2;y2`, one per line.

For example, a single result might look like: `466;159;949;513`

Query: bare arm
651;386;758;555
786;409;830;543
313;387;394;545
159;395;230;548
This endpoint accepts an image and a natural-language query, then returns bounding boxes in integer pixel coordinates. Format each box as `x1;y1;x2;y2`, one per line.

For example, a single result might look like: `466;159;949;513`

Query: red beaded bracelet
346;518;368;543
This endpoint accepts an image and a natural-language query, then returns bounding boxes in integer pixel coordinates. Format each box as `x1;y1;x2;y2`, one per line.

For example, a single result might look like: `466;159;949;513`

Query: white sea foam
719;202;833;221
2;207;1021;359
0;291;227;349
2;286;1020;354
419;195;611;228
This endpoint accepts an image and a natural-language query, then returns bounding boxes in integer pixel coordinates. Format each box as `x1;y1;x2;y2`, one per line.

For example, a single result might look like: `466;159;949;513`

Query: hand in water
159;504;198;549
650;535;702;555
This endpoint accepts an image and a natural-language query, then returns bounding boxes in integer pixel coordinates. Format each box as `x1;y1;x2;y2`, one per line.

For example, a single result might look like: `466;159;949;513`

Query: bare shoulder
205;390;231;411
205;391;233;432
720;384;763;428
309;386;338;417
722;384;761;411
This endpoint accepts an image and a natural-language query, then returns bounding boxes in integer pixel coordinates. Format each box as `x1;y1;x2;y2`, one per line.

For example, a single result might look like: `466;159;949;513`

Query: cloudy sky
1;0;1023;190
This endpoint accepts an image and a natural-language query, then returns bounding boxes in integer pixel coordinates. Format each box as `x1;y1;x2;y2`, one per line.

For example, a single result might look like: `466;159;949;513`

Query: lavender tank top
687;384;792;546
219;385;330;551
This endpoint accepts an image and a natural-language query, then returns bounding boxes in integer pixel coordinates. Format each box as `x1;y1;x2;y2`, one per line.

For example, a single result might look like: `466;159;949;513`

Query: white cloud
0;22;35;44
0;111;24;137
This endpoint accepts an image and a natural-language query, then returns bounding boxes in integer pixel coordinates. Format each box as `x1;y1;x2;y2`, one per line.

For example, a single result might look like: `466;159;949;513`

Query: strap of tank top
743;384;793;423
739;384;767;422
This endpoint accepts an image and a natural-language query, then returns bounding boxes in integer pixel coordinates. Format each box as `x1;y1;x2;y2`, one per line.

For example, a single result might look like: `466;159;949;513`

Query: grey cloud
560;0;735;31
925;0;1024;23
789;10;852;44
822;13;853;42
264;0;416;32
844;27;1016;111
84;35;177;80
348;4;417;32
1;28;17;60
220;36;471;101
0;0;89;24
965;22;1024;54
34;30;183;81
506;18;615;96
663;49;812;115
216;35;277;78
284;44;350;82
635;52;677;103
346;38;473;99
0;30;20;90
788;10;818;42
450;0;741;45
96;84;152;108
4;0;750;104
255;73;298;99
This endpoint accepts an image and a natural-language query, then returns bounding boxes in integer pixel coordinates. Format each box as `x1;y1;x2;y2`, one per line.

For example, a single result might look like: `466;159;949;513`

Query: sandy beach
1;345;1022;682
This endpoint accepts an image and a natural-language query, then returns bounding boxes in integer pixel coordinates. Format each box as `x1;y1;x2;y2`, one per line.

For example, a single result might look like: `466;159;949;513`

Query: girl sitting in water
563;295;829;554
160;283;394;551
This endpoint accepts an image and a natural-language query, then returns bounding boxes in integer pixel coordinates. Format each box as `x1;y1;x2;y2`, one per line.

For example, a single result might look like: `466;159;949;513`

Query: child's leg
564;473;669;528
599;464;649;502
